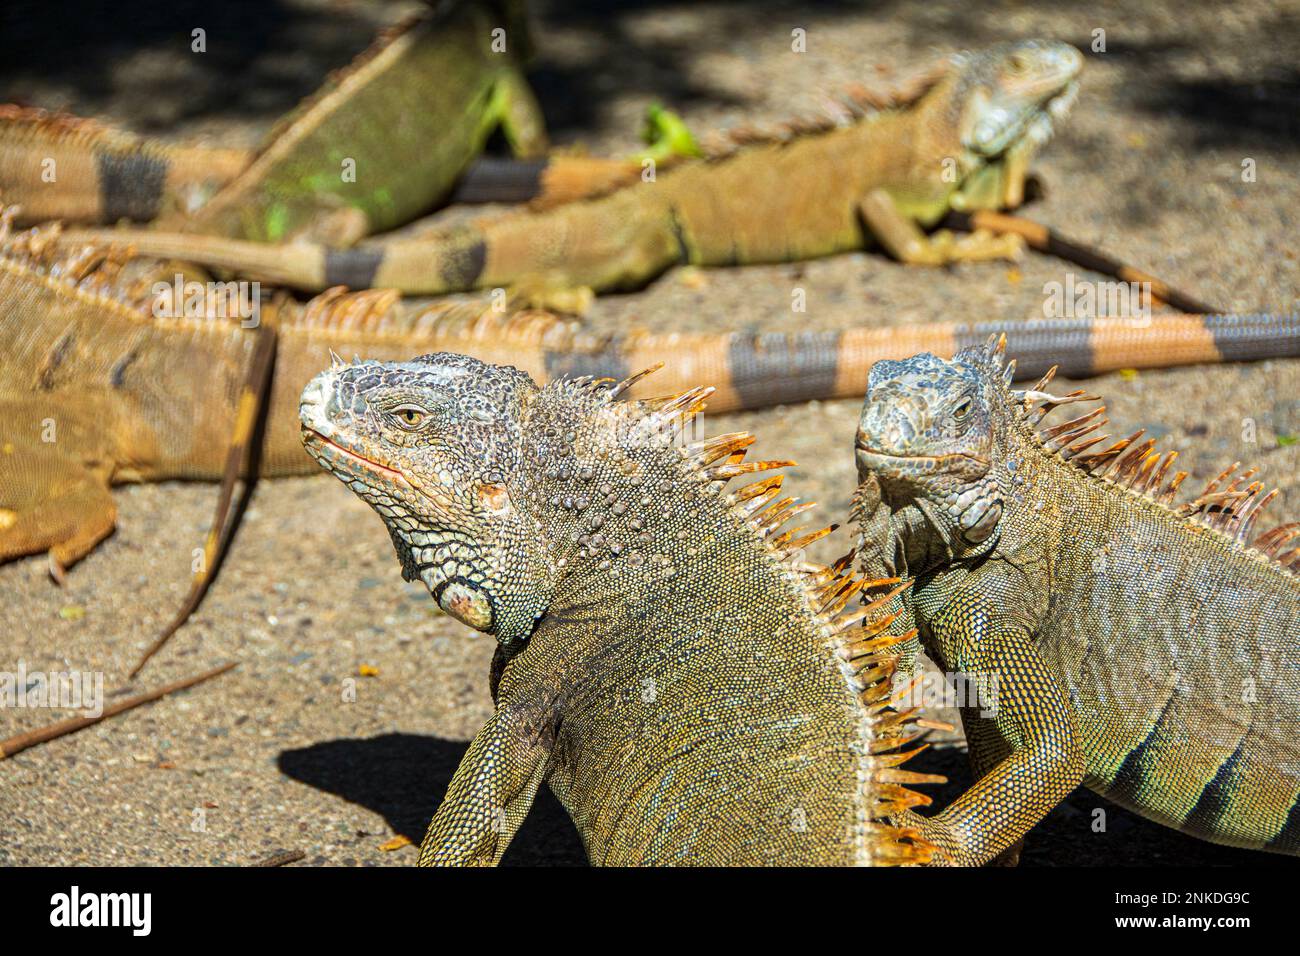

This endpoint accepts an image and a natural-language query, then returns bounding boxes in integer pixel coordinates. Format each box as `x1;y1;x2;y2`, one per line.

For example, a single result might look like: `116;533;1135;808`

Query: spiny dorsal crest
695;57;951;160
0;206;161;315
0;103;155;152
282;290;606;353
257;11;428;149
975;333;1297;574
287;285;403;331
448;306;587;348
0;203;275;326
586;368;942;862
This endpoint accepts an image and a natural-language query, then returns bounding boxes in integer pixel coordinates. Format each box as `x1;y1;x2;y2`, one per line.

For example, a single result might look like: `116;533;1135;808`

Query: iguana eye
392;405;427;429
1006;53;1027;74
952;399;972;421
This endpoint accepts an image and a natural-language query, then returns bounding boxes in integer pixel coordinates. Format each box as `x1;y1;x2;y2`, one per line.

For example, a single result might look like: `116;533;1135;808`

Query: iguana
297;351;941;865
1;1;550;244
58;39;1083;309
5;215;1294;581
851;336;1300;863
0;104;251;227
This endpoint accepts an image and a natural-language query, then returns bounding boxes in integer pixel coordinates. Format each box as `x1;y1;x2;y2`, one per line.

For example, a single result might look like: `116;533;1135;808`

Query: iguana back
0;2;547;243
853;339;1300;862
171;1;546;243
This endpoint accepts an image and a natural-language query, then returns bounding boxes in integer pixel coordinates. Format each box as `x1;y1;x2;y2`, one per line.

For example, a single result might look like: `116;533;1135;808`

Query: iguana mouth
855;443;990;476
302;427;407;483
302;427;460;520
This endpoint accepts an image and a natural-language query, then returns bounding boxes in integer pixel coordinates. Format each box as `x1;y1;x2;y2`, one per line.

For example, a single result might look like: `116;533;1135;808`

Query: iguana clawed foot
637;104;702;165
858;190;1026;266
300;206;372;248
925;228;1026;264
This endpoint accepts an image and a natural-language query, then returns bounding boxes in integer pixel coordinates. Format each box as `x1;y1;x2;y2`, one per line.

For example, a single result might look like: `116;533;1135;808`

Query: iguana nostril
298;373;337;431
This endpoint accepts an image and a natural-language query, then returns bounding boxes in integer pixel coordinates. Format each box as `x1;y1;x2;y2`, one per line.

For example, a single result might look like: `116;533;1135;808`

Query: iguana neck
913;75;981;180
510;381;755;635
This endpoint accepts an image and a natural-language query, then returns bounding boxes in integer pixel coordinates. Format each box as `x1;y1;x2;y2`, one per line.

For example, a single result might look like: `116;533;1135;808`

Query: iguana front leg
903;610;1083;866
418;702;553;866
858;189;1025;265
493;69;549;160
958;708;1022;866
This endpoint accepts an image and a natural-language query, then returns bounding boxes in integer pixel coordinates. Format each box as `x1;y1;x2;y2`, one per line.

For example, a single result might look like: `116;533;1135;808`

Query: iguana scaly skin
1;2;548;243
851;337;1300;863
297;353;939;865
1;218;1295;577
0;104;250;226
59;40;1082;308
168;1;548;243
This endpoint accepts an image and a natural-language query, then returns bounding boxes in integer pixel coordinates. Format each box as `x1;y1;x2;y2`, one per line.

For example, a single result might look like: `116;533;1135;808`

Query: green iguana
297;352;940;865
58;39;1083;310
5;215;1293;582
1;1;550;244
851;337;1300;863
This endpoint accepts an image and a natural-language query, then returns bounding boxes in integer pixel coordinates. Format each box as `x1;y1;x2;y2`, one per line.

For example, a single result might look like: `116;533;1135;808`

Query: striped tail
546;311;1300;412
58;224;488;295
1;104;250;225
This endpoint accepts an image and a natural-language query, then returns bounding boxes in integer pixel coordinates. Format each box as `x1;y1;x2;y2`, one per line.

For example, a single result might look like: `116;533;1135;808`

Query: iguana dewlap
298;353;940;865
852;338;1300;863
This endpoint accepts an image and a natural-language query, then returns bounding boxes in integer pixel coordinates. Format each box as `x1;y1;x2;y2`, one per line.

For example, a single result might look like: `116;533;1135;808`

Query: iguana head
854;349;1012;548
299;353;555;645
938;39;1082;162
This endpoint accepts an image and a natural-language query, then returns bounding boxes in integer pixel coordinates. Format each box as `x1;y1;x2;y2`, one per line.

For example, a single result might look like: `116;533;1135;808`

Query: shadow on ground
278;733;587;866
0;0;385;128
281;734;1298;866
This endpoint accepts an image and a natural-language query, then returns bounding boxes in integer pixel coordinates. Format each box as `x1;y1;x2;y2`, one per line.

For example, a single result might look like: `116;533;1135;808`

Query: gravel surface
0;0;1296;866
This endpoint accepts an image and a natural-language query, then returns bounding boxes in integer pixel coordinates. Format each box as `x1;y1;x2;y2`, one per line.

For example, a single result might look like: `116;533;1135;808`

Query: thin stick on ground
131;309;280;680
251;849;306;867
0;661;238;759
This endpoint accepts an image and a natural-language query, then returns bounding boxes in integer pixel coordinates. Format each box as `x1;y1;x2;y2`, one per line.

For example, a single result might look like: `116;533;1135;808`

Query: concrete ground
0;0;1296;866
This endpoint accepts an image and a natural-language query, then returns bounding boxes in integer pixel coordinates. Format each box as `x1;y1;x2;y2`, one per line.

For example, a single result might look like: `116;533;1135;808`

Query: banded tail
0;104;251;225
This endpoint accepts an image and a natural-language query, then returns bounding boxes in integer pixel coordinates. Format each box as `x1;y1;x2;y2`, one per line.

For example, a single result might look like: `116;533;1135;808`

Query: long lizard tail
451;155;649;208
943;209;1222;314
0;104;251;225
402;307;1300;413
57;225;491;295
130;304;280;678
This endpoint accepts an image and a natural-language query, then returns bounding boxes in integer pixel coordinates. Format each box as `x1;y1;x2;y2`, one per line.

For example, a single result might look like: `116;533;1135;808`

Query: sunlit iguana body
60;40;1082;309
0;2;549;243
852;337;1300;864
2;215;1296;579
0;104;250;228
298;353;940;865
